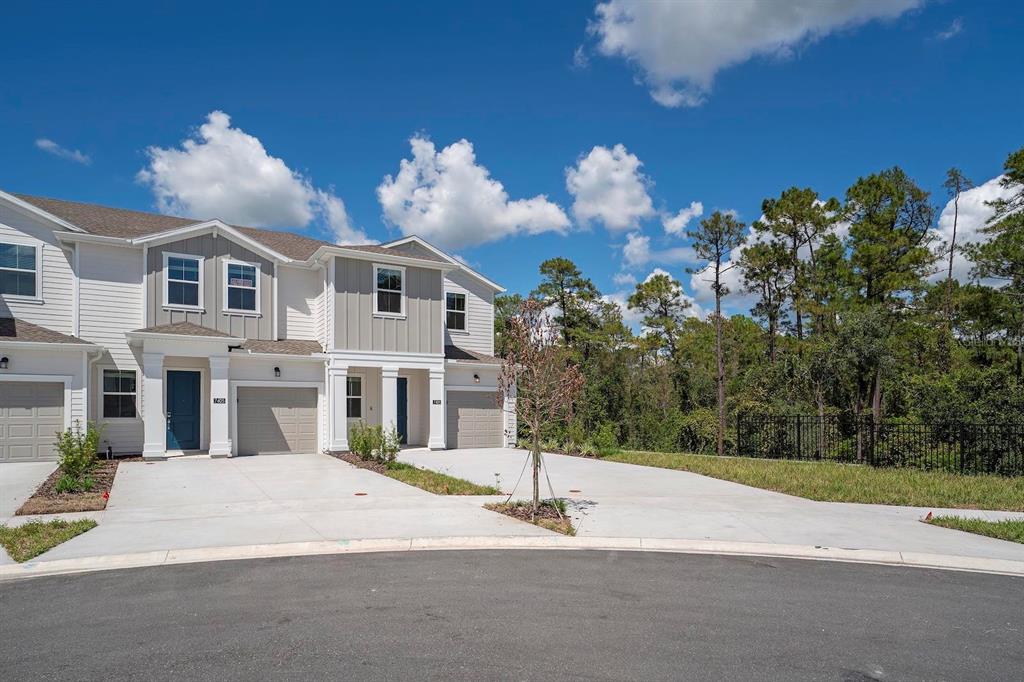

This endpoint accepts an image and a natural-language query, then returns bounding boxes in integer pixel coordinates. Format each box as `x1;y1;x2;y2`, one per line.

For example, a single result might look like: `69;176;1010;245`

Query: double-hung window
374;265;404;316
0;242;39;298
446;292;466;331
225;261;259;313
346;376;362;418
102;370;137;419
165;254;202;308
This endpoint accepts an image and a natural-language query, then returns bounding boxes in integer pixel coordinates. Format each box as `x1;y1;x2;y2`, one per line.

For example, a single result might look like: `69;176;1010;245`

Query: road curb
2;536;1023;581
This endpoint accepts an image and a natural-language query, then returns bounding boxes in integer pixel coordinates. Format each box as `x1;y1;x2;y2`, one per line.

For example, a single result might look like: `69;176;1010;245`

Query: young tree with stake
497;298;585;517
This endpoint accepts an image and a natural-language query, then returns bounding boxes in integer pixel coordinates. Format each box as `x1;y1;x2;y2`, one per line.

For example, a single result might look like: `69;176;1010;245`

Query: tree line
496;145;1024;456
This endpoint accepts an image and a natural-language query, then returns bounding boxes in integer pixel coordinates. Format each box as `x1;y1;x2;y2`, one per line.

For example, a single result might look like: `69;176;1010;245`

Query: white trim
373;263;406;318
97;365;140;422
131;220;291;263
163;367;207;452
328;349;444;371
125;331;244;345
72;243;80;336
445;290;468;332
229;380;325;456
327;257;336;351
0;373;74;430
0;192;86;233
222;258;261;315
228;350;327;361
0;341;97;351
309;246;456;272
54;231;137;247
382;235;506;292
141;245;149;326
162;251;205;311
272;269;279;341
0;234;44;303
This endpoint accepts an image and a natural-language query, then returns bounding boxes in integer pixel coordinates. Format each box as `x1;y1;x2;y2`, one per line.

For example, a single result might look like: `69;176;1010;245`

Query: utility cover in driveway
446;390;501;448
236;387;317;455
0;381;64;462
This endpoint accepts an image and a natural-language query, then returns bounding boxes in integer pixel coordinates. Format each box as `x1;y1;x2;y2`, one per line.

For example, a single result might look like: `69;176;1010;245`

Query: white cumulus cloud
589;0;923;107
936;18;963;40
662;200;704;235
622;231;695;270
931;176;1015;284
566;144;654;231
35;138;90;165
377;136;570;250
137;111;369;245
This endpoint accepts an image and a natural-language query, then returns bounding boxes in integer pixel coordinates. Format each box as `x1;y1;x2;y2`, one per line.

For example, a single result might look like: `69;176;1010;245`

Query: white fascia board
228;350;328;361
382;235;506;293
0;340;98;351
130;220;292;263
54;231;139;248
0;192;87;233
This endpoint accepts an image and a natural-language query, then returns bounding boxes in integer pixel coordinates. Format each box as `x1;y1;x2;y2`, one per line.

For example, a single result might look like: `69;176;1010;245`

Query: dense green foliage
54;421;103;493
497;147;1024;456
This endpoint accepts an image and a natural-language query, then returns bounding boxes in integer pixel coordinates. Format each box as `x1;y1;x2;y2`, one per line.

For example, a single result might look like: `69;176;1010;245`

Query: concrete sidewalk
0;462;57;565
399;449;1024;563
27;454;549;562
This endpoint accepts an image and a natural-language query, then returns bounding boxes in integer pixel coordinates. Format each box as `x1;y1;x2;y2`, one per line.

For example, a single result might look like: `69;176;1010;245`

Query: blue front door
396;377;408;444
166;370;200;450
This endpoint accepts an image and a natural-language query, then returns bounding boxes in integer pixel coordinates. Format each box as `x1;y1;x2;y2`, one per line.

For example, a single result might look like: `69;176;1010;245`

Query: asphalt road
1;551;1021;681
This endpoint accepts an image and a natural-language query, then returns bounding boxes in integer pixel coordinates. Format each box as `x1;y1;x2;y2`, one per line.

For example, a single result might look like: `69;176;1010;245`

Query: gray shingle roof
445;345;502;365
130;322;234;338
234;339;324;356
0;317;92;345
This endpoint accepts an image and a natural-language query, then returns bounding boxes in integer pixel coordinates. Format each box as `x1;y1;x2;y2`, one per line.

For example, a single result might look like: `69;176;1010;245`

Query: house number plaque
213;398;226;404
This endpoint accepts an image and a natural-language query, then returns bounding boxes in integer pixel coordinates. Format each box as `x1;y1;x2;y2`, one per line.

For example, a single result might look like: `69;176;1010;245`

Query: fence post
795;415;802;459
958;422;965;474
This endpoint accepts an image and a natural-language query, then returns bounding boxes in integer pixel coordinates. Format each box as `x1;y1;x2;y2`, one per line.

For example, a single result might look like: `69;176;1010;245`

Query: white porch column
208;355;231;457
380;366;399;435
329;364;349;451
427;367;446;450
141;351;166;460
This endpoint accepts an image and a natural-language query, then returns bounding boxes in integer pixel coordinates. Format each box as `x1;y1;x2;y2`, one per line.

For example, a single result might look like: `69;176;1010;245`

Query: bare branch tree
497;298;585;517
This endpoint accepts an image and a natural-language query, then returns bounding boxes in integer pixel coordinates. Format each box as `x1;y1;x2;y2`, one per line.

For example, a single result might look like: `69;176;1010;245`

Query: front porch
327;355;446;452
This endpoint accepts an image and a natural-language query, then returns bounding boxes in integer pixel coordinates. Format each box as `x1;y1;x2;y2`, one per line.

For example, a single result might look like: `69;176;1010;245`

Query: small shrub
54;421;102;491
540;437;561;453
379;426;401;463
349;422;401;463
593;423;619;456
578;442;597;457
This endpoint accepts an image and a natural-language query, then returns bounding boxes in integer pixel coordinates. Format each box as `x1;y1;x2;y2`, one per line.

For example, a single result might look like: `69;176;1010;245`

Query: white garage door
236;387;318;455
446;391;502;449
0;382;64;462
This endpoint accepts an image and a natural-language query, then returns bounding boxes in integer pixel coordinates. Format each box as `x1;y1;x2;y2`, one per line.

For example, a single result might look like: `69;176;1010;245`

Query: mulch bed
485;501;575;536
328;451;388;474
15;460;119;516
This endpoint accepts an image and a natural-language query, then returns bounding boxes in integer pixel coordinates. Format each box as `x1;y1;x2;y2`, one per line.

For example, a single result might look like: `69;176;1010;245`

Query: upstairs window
374;265;404;316
225;262;259;312
446;292;466;331
0;242;38;298
102;369;137;419
165;254;202;308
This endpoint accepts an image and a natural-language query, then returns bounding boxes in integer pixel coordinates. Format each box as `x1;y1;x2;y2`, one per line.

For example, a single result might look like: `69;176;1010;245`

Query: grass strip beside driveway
0;519;98;562
385;461;500;495
927;516;1024;544
604;451;1024;511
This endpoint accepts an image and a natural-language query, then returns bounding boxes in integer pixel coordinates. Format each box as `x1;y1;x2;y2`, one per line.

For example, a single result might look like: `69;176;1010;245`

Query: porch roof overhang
125;322;244;346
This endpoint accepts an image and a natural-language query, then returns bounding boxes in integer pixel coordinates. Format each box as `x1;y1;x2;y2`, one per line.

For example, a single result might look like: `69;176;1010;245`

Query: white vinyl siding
277;265;319;341
79;242;145;453
0;203;75;334
443;270;494;356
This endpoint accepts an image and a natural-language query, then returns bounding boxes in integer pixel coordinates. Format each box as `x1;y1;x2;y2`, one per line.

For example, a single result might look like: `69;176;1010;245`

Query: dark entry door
166;370;200;450
396;377;408;444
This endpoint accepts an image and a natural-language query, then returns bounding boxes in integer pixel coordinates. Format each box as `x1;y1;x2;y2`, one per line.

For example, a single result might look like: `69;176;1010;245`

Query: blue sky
2;1;1022;319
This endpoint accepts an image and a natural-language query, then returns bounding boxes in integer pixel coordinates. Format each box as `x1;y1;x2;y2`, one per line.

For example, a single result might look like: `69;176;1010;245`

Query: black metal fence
736;413;1024;476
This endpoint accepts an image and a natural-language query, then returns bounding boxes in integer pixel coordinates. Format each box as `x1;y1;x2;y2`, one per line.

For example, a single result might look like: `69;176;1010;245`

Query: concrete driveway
32;453;549;562
0;462;57;565
400;449;1024;562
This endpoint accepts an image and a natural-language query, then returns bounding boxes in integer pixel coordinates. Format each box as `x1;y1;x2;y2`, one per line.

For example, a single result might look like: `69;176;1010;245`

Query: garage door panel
447;391;502;449
236;387;318;455
1;382;64;462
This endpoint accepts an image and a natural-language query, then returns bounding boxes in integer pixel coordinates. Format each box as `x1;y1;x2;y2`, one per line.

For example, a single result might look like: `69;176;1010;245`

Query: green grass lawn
603;450;1024;511
384;461;500;495
0;519;98;562
927;516;1024;544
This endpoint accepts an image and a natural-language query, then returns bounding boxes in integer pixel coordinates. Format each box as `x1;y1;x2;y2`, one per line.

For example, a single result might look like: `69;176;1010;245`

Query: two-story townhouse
0;191;514;462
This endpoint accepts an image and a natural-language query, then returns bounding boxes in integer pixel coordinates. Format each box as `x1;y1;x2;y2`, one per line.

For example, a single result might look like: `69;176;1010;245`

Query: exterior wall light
0;356;8;370
274;366;281;377
473;373;480;384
